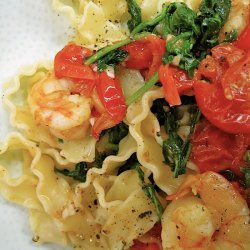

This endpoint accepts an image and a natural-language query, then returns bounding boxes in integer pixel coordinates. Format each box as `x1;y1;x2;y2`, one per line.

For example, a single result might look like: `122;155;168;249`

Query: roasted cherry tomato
122;41;153;70
191;119;250;175
91;72;127;139
123;35;166;80
143;35;166;80
159;64;181;106
96;72;126;122
159;64;194;106
211;43;245;67
194;44;250;134
221;50;250;101
54;43;96;80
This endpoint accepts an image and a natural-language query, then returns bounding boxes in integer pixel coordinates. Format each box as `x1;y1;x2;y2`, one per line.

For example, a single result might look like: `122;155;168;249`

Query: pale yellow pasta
0;132;42;210
1;0;250;249
29;209;68;246
0;131;159;249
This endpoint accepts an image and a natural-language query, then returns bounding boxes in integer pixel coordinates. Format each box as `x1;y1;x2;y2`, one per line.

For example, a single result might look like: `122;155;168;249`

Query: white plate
0;0;72;249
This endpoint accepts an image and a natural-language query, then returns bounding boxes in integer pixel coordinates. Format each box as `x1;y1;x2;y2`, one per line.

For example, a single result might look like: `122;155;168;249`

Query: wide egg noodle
29;209;68;246
52;0;201;49
126;87;187;194
0;132;42;210
3;63;96;164
92;171;158;249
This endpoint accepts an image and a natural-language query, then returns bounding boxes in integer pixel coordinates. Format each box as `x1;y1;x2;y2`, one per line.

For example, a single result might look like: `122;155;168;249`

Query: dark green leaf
100;122;129;154
241;151;250;188
241;167;250;188
89;151;107;169
162;106;201;178
161;0;231;76
55;162;88;182
198;0;231;48
163;3;199;37
142;184;164;219
126;0;142;32
151;98;169;126
97;49;128;72
108;122;129;145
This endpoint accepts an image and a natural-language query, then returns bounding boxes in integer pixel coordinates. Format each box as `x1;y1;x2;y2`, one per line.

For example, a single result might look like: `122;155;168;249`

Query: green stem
126;71;159;105
85;32;150;65
131;5;167;35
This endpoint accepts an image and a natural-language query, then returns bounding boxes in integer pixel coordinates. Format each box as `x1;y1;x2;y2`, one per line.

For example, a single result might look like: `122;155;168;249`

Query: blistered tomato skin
194;44;250;135
54;43;96;80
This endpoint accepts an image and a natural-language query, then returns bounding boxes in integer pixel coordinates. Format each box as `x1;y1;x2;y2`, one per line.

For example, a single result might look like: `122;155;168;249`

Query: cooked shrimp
219;0;250;41
28;72;92;140
161;171;250;250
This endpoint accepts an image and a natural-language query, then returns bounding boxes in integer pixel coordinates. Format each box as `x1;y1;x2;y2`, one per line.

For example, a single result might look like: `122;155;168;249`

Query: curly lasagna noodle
1;0;250;249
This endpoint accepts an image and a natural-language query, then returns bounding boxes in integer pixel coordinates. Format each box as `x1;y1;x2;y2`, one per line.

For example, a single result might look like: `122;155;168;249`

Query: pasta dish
0;0;250;249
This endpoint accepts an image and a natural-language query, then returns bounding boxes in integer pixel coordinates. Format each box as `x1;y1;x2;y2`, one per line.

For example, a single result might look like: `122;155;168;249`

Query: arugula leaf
101;122;129;153
118;153;164;219
241;151;250;188
126;0;142;32
89;151;107;169
55;151;110;181
151;98;169;126
96;49;128;72
55;162;88;182
163;3;200;37
142;184;164;219
197;0;231;48
162;105;201;178
162;0;231;76
108;122;129;145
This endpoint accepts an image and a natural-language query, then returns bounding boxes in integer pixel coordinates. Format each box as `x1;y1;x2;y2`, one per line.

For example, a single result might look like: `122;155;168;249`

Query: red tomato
91;72;127;139
197;55;224;82
171;66;194;96
96;72;126;123
159;64;194;106
211;44;245;67
194;80;250;134
221;50;250;101
159;64;181;106
54;43;96;80
143;35;166;80
123;35;166;80
122;41;153;70
190;119;250;175
194;44;250;134
91;112;119;139
234;19;250;50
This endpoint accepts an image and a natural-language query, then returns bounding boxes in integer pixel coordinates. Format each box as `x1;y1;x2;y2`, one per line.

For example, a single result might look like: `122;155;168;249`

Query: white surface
0;0;72;249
